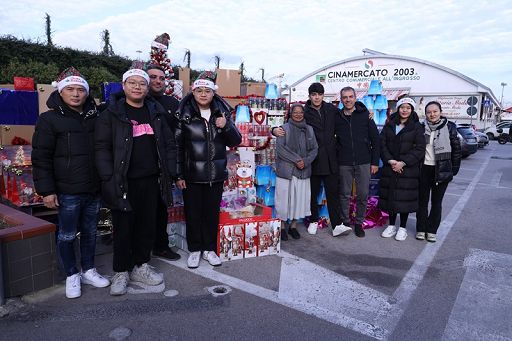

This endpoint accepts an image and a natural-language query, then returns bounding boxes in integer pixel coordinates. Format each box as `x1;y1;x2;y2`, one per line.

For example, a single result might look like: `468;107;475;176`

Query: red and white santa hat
192;71;218;91
52;67;89;94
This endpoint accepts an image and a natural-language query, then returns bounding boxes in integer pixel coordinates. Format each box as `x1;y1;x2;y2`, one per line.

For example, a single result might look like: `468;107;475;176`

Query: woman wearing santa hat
175;71;241;269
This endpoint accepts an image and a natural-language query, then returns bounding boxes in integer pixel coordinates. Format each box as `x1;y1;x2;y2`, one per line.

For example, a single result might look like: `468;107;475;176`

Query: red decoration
253;111;266;125
149;33;176;96
13;77;35;91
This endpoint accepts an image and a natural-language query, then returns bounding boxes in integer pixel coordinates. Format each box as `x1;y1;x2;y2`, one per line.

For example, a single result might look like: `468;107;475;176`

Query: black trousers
183;182;223;252
310;173;342;228
153;198;169;250
416;165;449;234
389;213;410;228
111;176;159;272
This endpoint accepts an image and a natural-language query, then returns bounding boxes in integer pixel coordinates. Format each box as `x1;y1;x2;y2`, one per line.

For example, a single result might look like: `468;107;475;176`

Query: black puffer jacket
427;119;462;183
95;92;176;211
335;102;380;166
304;100;339;175
32;91;99;196
175;93;241;184
378;112;426;213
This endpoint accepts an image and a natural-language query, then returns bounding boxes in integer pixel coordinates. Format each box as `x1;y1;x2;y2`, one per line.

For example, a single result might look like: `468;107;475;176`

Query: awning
354;87;410;101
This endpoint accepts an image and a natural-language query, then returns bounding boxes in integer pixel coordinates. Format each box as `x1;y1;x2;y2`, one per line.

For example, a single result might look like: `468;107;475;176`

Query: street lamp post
499;82;507;123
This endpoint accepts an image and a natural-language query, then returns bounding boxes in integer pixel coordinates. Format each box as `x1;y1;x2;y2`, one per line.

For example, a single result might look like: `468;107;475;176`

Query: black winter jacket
95;92;176;211
175;93;241;184
378;113;426;213
335;102;380;166
32;91;99;197
425;119;462;184
304;100;339;175
151;94;180;132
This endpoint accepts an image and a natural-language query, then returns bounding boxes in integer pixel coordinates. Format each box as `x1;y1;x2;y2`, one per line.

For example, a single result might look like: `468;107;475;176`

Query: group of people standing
31;66;460;300
272;82;462;246
32;65;240;299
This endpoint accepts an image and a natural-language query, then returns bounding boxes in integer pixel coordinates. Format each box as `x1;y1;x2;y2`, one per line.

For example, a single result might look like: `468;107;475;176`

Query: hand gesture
296;159;305;169
272;127;285;137
176;179;187;190
215;113;227;129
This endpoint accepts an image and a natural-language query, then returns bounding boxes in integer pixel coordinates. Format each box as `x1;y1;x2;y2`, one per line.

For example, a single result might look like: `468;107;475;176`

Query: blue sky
3;0;512;106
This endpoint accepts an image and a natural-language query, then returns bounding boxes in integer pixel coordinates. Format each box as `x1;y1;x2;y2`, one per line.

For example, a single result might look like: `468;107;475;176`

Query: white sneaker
307;222;318;235
81;268;110;288
332;223;352;237
65;273;81;299
110;271;129;296
381;225;397;238
202;251;222;266
187;251;201;268
130;263;163;285
416;232;426;240
395;227;408;241
426;233;437;242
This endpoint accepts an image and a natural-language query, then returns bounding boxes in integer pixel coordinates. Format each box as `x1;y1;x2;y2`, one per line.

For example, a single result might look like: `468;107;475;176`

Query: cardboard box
0;84;15;90
216;69;241;97
179;67;190;97
241;82;266;97
1;125;35;145
37;84;54;114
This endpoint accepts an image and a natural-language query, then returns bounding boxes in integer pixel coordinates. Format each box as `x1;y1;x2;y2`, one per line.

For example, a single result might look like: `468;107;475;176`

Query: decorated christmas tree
149;32;175;96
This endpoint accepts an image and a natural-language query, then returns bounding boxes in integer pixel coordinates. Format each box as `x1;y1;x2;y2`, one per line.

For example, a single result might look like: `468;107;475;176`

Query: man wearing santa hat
32;67;110;299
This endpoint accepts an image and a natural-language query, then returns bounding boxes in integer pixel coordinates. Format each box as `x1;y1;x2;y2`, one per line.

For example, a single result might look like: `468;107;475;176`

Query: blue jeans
338;164;371;225
57;194;101;276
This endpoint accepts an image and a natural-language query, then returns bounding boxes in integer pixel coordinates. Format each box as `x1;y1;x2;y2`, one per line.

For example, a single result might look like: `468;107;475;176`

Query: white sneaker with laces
381;225;397;238
65;273;81;299
202;251;222;266
81;268;110;288
130;263;163;285
187;251;201;268
110;271;129;296
307;222;318;235
416;232;426;240
395;227;408;241
332;223;352;237
426;233;437;242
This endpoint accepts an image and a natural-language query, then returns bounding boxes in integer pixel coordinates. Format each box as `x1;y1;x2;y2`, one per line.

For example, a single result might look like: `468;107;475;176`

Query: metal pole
0;242;4;305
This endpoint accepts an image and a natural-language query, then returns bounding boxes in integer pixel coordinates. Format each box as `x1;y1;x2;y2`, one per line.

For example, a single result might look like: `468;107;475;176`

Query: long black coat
304;100;339;175
32;91;99;197
175;93;241;184
378;113;426;213
95;92;176;211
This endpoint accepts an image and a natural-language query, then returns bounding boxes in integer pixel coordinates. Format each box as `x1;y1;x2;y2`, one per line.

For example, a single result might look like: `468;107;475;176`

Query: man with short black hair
146;64;181;261
32;67;110;299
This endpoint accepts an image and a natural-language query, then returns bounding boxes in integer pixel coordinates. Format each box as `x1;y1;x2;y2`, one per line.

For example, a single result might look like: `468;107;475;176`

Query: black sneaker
288;228;301;239
281;228;289;241
153;247;181;260
354;224;365;238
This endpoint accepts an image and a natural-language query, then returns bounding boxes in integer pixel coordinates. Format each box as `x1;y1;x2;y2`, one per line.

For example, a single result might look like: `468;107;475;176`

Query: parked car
456;125;478;157
483;121;512;140
474;131;489;148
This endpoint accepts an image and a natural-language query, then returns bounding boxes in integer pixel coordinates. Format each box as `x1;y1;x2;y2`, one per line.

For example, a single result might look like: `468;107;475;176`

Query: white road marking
442;249;512;340
156;153;493;340
381;153;491;338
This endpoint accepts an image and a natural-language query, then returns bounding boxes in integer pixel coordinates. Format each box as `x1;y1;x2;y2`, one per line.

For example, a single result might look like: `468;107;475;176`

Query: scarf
425;117;451;160
287;119;310;158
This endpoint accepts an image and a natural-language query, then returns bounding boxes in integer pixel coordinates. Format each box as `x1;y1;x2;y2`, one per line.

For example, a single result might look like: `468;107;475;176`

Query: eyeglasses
125;81;148;88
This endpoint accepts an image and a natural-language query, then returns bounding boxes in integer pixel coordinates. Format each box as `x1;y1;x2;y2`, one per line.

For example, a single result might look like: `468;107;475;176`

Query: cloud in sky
2;0;512;104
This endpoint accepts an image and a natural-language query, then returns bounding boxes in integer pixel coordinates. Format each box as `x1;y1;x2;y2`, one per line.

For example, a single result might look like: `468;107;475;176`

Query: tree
183;49;191;68
45;13;53;47
214;55;221;69
101;29;114;56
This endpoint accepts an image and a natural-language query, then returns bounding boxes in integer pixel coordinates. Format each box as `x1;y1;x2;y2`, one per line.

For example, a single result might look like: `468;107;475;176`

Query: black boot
288;228;301;239
354;224;365;238
281;228;289;241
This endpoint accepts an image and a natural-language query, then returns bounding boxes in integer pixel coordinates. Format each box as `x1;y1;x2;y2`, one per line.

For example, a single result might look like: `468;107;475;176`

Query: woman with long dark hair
379;98;426;241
